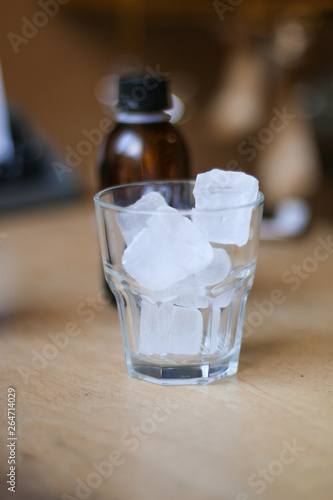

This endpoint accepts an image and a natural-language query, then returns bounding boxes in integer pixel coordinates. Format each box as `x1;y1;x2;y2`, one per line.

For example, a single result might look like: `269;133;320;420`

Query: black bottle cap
118;75;170;112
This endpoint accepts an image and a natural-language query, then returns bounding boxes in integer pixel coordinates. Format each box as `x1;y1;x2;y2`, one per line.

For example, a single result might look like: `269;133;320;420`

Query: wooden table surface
0;198;333;500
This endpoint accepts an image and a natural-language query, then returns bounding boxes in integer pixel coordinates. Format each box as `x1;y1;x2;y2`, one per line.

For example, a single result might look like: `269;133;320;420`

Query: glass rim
94;180;265;214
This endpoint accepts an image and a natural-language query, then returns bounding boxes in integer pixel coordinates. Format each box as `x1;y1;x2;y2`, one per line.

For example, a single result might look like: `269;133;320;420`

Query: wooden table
1;198;333;500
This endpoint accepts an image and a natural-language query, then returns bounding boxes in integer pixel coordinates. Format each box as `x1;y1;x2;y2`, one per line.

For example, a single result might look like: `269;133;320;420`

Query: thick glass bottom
125;351;239;386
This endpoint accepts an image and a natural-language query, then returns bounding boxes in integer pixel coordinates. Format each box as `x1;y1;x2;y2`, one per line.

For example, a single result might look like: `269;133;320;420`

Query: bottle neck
116;111;170;124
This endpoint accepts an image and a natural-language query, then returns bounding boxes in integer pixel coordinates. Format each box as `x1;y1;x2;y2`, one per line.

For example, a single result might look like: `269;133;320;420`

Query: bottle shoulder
100;119;190;187
105;121;187;148
110;120;178;134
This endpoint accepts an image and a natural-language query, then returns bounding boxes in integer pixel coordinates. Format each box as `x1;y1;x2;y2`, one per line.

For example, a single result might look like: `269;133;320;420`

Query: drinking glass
94;180;264;385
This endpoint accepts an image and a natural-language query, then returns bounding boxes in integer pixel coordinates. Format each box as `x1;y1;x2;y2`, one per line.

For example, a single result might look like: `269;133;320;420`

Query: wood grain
1;199;333;500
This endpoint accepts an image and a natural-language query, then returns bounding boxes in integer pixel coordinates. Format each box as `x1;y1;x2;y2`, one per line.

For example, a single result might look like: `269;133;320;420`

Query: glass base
125;351;240;386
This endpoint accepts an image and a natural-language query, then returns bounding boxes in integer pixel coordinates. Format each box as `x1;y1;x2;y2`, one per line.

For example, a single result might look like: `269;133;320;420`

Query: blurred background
2;4;333;498
1;0;333;218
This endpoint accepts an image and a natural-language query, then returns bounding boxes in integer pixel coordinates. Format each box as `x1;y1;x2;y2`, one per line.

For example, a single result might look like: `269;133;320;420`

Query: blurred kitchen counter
0;198;333;500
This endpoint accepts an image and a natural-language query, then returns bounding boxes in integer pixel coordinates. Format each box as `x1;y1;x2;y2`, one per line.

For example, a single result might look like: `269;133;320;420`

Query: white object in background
0;63;14;164
256;97;321;212
260;198;311;240
205;46;267;142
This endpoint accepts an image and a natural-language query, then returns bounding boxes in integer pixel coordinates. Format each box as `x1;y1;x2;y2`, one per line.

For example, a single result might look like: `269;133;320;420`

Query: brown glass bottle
99;74;190;303
100;120;189;188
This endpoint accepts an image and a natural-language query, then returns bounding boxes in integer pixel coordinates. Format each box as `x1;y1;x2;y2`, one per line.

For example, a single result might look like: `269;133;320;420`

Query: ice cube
190;247;231;286
146;279;208;308
193;168;258;208
212;289;234;308
143;247;230;309
172;285;209;308
207;307;221;354
168;305;203;355
146;289;178;305
116;192;168;245
139;301;203;355
139;300;168;355
192;169;259;246
171;247;231;308
206;287;235;354
122;207;213;290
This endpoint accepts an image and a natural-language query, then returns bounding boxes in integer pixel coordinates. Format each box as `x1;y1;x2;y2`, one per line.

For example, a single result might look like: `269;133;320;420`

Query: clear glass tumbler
94;180;264;385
